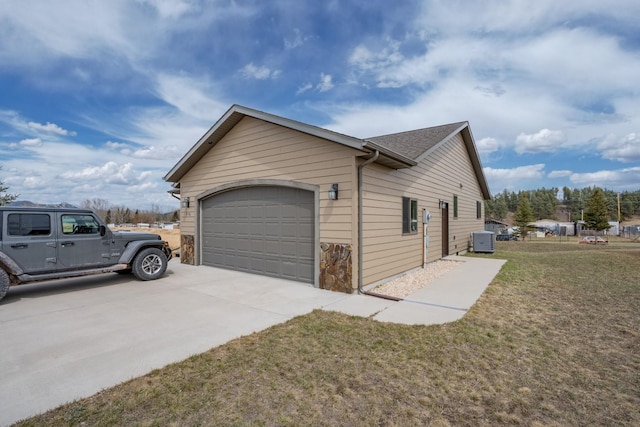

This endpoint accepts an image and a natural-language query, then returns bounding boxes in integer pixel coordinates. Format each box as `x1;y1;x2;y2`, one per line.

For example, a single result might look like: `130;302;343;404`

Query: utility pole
617;193;621;223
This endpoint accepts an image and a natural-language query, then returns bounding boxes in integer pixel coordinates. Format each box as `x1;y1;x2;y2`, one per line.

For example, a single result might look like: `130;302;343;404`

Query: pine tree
584;188;611;232
514;193;535;240
0;166;19;206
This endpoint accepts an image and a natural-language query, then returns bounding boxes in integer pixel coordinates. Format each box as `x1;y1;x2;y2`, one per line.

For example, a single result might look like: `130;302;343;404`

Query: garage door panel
249;222;267;235
235;238;251;252
202;186;315;284
280;261;299;279
264;205;281;219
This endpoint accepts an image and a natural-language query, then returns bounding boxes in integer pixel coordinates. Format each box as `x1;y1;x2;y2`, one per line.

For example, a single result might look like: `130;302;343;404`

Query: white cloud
414;1;640;37
137;0;196;19
481;164;547;193
153;73;226;122
130;145;180;160
515;129;568;154
0;111;78;142
296;83;313;95
317;73;334;92
505;28;640;97
569;167;640;189
476;137;500;155
27;121;76;136
128;181;159;193
0;1;135;64
349;41;404;75
548;170;573;178
240;62;281;80
23;176;46;188
598;133;640;163
105;140;128;150
484;164;546;181
8;137;42;149
284;28;307;49
61;161;151;186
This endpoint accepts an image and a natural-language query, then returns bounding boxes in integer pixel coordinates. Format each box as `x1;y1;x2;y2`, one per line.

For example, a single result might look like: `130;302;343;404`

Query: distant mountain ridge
8;200;77;208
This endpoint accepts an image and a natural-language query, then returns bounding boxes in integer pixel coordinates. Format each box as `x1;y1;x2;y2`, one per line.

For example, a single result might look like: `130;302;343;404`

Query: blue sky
1;0;639;210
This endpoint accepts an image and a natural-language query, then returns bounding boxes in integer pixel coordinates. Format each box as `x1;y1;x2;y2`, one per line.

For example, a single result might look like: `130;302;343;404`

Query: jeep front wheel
0;269;10;302
132;248;168;281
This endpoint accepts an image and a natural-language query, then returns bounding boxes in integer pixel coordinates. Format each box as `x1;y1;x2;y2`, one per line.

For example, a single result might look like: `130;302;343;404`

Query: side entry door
56;213;111;269
1;211;57;273
441;202;449;257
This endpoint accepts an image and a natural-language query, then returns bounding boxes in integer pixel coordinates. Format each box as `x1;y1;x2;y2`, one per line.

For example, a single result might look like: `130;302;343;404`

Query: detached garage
164;104;490;293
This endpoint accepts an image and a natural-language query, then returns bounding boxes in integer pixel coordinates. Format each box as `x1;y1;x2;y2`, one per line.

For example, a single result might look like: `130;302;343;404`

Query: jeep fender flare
0;251;24;277
118;240;169;265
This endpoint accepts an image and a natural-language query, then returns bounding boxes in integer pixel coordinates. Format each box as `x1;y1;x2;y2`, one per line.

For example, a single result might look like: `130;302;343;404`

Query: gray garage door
201;186;315;283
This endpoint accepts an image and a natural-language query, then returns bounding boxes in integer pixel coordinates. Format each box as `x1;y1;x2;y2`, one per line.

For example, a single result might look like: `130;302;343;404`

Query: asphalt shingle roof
366;121;467;161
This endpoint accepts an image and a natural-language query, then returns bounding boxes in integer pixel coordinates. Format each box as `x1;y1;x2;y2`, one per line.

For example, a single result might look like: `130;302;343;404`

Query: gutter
357;150;401;301
363;140;417;167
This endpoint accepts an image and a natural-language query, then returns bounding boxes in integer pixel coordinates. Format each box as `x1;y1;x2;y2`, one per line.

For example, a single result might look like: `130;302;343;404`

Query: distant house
577;220;614;236
485;218;509;234
164;105;490;293
528;219;576;236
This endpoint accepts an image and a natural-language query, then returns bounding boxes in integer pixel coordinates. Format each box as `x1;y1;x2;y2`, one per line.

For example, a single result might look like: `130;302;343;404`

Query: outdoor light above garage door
328;183;339;200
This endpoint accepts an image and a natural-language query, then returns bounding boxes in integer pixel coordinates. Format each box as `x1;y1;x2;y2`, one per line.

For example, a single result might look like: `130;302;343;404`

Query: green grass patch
16;241;640;426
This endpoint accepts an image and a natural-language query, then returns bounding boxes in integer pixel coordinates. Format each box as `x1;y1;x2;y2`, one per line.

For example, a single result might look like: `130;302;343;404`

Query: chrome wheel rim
142;254;163;275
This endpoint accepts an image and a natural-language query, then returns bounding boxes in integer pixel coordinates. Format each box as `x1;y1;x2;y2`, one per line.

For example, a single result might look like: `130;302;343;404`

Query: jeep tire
132;247;168;281
0;269;10;302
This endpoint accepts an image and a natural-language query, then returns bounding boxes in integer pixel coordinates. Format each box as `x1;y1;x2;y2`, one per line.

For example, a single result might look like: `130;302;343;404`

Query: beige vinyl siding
178;116;359;247
361;133;485;286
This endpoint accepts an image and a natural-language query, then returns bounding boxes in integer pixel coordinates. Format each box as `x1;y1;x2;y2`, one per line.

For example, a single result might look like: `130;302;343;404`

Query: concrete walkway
372;256;507;324
0;256;504;426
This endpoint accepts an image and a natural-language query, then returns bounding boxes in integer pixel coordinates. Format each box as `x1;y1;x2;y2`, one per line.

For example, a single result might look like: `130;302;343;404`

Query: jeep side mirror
99;225;106;236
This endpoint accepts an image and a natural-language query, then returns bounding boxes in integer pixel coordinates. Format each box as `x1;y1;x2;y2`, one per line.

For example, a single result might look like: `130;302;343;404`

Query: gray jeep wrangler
0;207;173;302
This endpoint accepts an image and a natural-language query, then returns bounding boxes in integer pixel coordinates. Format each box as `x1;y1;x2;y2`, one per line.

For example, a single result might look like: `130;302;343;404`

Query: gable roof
164;104;490;199
164;104;415;183
366;122;491;198
366;122;467;160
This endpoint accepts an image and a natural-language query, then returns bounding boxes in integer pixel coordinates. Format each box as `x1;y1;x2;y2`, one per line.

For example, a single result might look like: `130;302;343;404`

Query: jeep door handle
11;243;28;249
61;241;75;247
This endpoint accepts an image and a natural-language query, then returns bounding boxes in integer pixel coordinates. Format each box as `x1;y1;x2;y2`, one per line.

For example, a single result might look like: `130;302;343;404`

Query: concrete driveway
1;260;395;426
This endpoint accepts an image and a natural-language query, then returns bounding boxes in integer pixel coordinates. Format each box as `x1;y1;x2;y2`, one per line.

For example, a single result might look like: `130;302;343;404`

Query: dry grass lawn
15;240;640;426
110;226;181;256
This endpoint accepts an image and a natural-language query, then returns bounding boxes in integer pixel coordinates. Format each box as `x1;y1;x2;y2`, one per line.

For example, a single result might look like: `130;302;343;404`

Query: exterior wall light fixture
328;183;339;200
181;197;190;208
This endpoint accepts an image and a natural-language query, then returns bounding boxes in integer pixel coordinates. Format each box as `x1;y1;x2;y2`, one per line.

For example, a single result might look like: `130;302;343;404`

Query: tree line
79;198;179;225
485;186;640;222
510;187;613;238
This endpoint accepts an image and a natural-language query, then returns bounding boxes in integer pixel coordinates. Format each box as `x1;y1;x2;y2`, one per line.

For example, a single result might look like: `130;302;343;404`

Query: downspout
356;150;401;301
